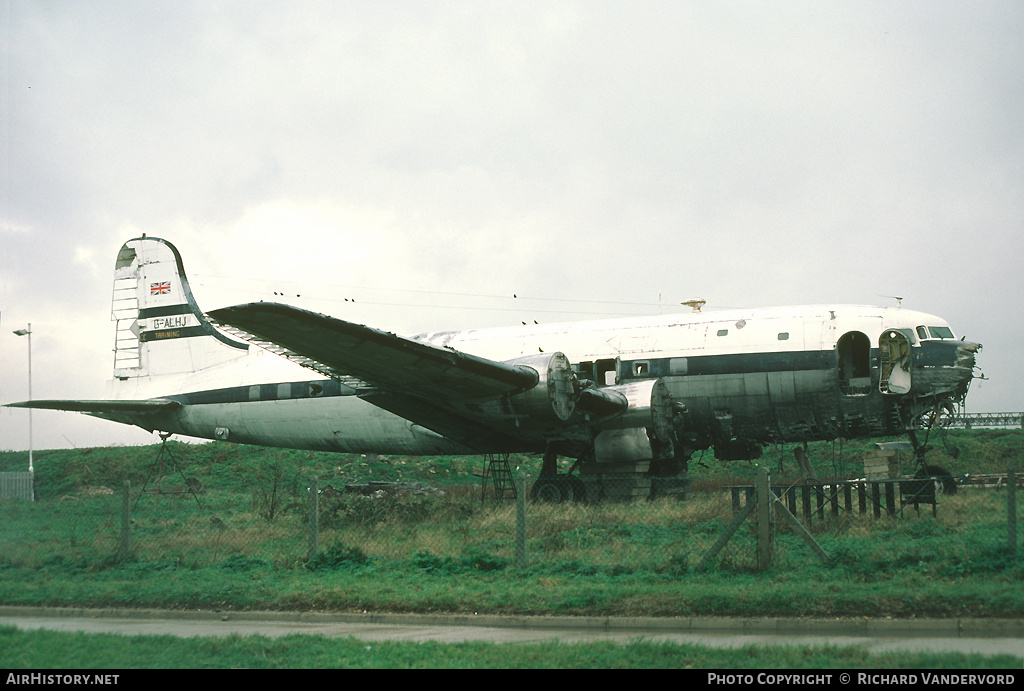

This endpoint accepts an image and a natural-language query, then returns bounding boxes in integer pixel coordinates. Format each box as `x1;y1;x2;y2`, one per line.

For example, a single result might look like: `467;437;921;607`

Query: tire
916;465;958;496
531;477;567;503
567;476;588;504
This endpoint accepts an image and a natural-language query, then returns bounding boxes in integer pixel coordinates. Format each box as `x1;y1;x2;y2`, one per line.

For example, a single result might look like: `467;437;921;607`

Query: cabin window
633;361;650;376
277;383;293;399
778;332;789;341
837;331;871;396
249;385;261;401
669;357;688;374
717;329;728;337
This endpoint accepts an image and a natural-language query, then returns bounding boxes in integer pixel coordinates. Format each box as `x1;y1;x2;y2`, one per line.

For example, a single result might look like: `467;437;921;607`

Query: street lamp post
13;324;33;474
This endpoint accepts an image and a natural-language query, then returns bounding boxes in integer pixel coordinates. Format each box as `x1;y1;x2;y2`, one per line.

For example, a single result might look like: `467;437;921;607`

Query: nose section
955;340;982;395
957;340;982;370
913;338;981;402
958;340;982;355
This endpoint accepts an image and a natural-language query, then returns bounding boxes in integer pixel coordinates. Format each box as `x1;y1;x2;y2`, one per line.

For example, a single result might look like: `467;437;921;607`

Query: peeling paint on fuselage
107;303;979;460
415;304;979;455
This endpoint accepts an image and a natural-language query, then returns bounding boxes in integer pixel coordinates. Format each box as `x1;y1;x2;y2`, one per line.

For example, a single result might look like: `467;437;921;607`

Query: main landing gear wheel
567;476;587;503
530;476;586;503
531;477;566;503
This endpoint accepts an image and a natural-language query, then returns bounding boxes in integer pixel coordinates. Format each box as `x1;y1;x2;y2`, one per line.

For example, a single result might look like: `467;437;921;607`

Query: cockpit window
916;325;955;340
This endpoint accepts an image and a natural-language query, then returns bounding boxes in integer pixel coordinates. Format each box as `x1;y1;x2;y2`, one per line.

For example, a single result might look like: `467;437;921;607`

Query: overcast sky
2;1;1022;452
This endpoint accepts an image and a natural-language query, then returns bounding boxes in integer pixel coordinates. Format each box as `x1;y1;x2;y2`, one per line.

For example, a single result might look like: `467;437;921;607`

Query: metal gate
0;472;34;501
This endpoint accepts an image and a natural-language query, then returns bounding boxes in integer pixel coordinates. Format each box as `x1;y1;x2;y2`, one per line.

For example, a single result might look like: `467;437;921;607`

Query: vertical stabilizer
111;236;248;380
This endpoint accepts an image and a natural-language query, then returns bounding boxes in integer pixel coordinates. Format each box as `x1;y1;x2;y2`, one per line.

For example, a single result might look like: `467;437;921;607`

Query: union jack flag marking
150;282;171;295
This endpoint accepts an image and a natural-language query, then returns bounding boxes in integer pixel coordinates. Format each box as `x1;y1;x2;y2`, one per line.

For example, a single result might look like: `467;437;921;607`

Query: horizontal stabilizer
4;399;181;416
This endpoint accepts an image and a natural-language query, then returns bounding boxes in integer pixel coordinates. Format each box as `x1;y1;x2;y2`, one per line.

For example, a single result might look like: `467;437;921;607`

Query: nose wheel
915;464;958;496
908;429;958;495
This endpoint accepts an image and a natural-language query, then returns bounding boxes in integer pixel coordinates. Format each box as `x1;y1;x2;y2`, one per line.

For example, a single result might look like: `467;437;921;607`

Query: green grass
0;566;1017;619
1;433;1021;668
0;488;1020;619
1;625;1019;669
0;432;1021;620
2;428;1019;498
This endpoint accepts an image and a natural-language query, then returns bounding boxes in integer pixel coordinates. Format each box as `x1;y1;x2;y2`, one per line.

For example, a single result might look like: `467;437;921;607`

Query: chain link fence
1;459;1020;576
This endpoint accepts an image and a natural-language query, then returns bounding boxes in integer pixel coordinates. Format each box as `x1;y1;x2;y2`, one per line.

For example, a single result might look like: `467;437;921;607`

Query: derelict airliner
7;236;982;500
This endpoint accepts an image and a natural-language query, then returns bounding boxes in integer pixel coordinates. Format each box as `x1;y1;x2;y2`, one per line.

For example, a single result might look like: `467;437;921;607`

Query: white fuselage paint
111;304;963;455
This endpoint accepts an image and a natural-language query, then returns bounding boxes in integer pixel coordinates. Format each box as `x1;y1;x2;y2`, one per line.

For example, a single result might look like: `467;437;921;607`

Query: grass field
0;430;1021;667
1;488;1021;619
2;625;1021;669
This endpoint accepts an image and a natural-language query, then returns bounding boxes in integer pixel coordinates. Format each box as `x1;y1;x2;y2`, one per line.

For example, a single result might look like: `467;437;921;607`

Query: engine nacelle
499;352;580;423
593;378;674;442
591;379;676;463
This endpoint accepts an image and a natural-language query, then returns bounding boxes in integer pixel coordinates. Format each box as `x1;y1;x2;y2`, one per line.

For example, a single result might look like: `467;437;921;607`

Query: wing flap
208;302;539;401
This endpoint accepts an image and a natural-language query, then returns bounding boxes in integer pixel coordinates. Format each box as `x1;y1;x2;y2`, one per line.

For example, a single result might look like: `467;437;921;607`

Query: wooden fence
729;476;940;522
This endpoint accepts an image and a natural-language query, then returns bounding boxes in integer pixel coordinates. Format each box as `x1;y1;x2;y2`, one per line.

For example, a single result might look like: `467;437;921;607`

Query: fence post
308;476;319;562
696;498;755;572
1009;466;1017;557
756;466;772;571
118;480;131;563
515;474;527;569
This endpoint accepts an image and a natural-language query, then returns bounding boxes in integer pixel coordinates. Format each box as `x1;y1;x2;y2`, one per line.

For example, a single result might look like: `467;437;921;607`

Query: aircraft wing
207;302;539;401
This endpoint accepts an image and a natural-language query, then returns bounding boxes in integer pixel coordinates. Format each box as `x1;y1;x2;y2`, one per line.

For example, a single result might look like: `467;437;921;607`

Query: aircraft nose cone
957;341;981;367
954;341;983;395
958;343;983;380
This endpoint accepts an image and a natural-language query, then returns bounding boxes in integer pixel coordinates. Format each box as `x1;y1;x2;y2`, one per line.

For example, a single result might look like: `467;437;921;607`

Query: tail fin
111;236;248;380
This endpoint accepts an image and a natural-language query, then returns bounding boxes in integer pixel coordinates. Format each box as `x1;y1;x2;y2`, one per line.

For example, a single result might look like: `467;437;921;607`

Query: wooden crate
582;460;650;475
579;476;652;501
862;449;898;480
602;477;652;499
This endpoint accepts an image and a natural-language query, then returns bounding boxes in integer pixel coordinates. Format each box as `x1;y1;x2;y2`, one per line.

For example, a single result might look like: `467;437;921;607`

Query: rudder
111;236;248;379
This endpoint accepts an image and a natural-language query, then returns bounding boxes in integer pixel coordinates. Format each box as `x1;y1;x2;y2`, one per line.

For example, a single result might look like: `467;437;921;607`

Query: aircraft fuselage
118;304;978;461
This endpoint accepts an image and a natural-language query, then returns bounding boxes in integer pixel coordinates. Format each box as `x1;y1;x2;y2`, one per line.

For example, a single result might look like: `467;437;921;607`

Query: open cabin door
879;330;912;394
837;331;871;395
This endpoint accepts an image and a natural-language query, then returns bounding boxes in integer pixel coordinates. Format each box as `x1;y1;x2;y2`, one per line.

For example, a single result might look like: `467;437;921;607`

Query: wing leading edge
208;303;633;451
208;302;564;450
207;302;539;400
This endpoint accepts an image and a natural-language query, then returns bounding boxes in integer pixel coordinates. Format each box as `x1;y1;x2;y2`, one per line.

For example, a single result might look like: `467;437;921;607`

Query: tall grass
1;471;1016;577
0;432;1020;617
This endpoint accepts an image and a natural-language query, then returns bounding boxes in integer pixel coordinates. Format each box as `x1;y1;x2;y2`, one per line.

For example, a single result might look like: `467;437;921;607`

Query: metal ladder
481;453;516;502
111;274;141;371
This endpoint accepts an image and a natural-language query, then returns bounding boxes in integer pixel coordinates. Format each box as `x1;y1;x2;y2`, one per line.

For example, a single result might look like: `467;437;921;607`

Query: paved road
2;608;1022;658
